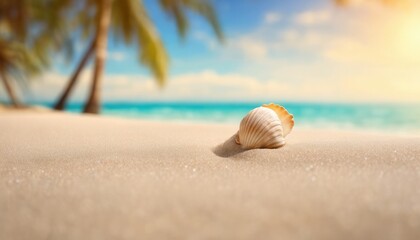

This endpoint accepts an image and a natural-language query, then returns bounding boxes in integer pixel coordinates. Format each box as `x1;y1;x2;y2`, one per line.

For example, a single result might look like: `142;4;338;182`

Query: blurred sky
6;0;420;104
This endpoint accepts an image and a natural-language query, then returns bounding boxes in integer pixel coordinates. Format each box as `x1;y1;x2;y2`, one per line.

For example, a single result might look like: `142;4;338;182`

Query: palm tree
0;0;73;107
0;40;44;107
0;46;22;107
0;0;33;106
52;0;223;113
0;73;20;107
53;41;95;110
83;0;112;113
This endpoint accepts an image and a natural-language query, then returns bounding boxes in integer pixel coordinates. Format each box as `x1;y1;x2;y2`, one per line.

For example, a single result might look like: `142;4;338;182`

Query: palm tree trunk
53;40;95;110
0;72;21;108
83;0;112;114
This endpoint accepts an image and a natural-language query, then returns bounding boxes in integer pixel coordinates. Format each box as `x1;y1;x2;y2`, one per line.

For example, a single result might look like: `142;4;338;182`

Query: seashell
235;103;294;149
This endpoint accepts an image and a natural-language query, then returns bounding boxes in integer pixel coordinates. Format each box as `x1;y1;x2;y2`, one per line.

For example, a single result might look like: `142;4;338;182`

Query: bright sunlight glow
398;14;420;60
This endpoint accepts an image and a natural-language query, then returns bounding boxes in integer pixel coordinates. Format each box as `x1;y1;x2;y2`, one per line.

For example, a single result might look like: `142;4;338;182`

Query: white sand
1;113;419;240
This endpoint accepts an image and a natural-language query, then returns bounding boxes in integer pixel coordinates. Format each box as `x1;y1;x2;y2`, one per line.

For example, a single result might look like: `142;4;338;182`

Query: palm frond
104;0;170;85
0;0;29;40
181;0;224;41
158;0;223;41
159;0;189;38
111;0;135;44
0;39;43;81
131;0;169;86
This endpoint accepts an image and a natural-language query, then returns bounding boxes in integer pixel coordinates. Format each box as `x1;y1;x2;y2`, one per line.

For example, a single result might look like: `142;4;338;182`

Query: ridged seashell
235;103;294;149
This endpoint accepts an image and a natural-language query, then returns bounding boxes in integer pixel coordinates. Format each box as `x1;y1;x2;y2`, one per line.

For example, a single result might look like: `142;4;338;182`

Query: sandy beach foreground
1;113;419;240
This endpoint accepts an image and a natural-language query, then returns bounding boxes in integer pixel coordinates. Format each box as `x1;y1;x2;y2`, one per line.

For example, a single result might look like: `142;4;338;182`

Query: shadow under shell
212;133;247;158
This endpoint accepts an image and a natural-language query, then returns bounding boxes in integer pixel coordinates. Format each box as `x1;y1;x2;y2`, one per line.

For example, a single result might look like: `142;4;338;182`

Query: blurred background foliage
0;0;223;113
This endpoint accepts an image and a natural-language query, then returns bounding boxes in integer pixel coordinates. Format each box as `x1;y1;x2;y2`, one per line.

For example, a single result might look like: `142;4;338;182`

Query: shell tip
262;103;294;137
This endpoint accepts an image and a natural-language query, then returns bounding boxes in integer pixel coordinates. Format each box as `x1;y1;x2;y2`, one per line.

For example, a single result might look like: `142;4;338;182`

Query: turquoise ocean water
58;102;420;133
